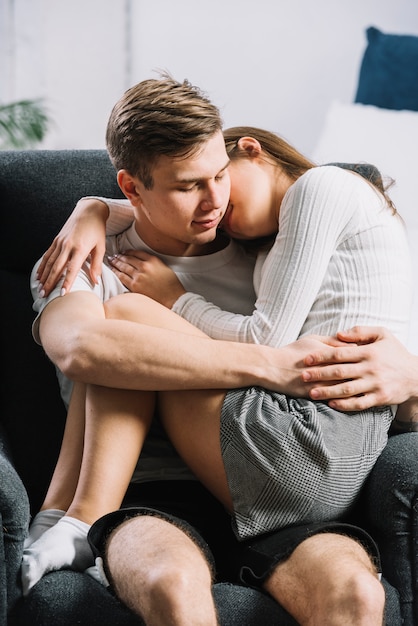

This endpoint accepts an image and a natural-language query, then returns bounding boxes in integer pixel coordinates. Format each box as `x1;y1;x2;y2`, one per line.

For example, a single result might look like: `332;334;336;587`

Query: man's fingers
336;326;385;345
327;394;379;412
302;358;366;383
303;347;363;372
308;379;381;411
309;378;365;401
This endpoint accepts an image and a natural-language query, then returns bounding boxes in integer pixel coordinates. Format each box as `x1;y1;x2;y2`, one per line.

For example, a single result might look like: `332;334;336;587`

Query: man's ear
237;136;262;158
117;169;143;205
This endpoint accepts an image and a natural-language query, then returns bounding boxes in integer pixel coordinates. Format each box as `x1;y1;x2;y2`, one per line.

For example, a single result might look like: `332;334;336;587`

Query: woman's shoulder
289;165;354;202
299;165;354;185
296;165;379;202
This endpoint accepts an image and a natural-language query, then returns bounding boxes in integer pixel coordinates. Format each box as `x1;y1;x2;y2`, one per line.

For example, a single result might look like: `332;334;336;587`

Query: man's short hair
106;73;223;188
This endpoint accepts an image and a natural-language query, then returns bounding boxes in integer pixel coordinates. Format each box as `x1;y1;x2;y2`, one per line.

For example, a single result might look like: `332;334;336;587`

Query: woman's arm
37;197;134;297
171;168;358;346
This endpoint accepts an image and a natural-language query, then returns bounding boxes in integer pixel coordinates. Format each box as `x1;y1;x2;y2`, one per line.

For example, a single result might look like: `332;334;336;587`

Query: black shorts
88;481;240;582
88;480;381;589
236;520;381;586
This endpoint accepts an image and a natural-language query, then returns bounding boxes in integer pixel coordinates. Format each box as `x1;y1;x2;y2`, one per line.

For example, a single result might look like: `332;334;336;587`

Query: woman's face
220;157;279;240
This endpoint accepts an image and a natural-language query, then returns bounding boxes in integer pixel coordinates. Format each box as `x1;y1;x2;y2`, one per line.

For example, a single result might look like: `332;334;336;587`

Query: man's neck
185;233;230;256
134;220;230;257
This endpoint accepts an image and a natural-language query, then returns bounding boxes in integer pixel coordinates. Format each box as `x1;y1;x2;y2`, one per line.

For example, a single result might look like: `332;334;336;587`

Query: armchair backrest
0;150;123;512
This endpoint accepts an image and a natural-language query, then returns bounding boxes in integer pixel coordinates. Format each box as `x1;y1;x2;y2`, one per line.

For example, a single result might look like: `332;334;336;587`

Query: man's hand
262;334;346;398
301;326;418;410
108;251;185;308
36;199;109;297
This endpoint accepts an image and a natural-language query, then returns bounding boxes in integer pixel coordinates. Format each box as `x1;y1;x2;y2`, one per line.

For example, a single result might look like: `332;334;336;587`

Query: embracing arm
36;197;134;297
38;291;338;397
107;170;349;345
161;168;359;346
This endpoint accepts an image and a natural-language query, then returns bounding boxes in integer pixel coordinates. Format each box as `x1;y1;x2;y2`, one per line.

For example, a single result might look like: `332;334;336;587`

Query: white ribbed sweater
100;166;412;348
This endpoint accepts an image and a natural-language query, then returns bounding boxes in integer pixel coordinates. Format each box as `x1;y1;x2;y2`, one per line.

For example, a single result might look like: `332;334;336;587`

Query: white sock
21;516;93;596
24;509;65;549
85;557;110;588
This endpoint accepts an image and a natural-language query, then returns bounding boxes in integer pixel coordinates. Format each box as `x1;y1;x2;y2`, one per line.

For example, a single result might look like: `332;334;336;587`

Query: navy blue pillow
355;26;418;111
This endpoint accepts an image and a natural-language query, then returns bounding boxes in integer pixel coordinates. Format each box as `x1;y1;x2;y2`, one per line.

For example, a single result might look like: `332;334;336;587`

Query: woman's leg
28;294;193;525
158;389;232;511
21;382;156;596
27;381;154;526
103;294;388;625
103;293;233;507
159;389;387;626
23;381;88;551
54;292;212;525
40;381;87;512
66;384;155;524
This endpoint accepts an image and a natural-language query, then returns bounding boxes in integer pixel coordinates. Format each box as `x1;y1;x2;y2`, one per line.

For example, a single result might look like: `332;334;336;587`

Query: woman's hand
301;326;418;410
37;198;109;297
108;251;186;308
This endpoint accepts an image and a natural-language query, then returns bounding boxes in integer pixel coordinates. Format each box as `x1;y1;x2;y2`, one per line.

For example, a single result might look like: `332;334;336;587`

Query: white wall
0;0;129;149
1;0;417;155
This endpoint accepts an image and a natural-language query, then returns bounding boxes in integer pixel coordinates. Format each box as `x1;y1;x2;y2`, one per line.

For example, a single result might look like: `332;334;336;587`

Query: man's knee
107;515;213;588
339;570;385;617
264;533;384;625
105;515;217;624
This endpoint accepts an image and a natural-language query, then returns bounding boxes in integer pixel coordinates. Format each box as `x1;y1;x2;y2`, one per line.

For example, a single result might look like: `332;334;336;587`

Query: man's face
123;131;231;256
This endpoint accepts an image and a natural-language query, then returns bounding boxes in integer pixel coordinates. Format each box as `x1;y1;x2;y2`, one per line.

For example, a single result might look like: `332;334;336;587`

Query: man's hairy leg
263;532;385;626
106;516;219;626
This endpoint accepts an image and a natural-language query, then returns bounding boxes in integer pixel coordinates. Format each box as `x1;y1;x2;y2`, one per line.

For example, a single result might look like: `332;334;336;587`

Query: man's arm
302;326;418;409
38;291;334;397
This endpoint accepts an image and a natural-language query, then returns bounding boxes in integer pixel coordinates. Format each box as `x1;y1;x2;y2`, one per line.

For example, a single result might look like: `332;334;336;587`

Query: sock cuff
32;509;65;522
59;516;91;534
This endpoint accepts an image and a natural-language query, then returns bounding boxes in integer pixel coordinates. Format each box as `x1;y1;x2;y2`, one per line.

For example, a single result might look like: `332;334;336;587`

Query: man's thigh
89;481;241;583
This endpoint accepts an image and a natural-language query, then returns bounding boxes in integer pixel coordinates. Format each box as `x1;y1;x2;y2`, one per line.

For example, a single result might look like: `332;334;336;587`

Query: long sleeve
173;167;411;347
81;196;134;235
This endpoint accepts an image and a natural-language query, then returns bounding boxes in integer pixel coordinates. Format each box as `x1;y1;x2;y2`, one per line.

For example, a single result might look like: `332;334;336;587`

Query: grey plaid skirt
220;387;392;540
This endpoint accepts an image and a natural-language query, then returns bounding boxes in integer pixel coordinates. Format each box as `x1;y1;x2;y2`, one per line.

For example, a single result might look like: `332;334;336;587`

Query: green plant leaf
0;99;49;149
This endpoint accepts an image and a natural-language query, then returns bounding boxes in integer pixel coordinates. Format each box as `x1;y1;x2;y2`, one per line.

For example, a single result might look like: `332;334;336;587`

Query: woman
24;127;411;595
99;128;411;538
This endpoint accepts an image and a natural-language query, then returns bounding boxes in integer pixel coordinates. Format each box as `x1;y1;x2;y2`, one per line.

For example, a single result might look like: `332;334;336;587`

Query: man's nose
200;183;225;211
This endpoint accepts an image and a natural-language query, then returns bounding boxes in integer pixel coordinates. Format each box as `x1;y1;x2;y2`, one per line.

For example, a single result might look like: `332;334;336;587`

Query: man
29;74;407;625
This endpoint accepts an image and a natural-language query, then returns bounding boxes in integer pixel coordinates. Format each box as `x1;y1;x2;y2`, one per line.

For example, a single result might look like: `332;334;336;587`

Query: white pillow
312;101;418;230
312;101;418;353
